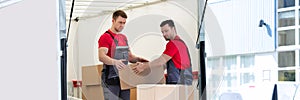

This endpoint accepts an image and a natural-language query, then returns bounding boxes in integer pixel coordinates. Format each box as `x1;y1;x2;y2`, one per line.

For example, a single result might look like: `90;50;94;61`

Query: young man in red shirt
133;19;193;85
98;10;148;100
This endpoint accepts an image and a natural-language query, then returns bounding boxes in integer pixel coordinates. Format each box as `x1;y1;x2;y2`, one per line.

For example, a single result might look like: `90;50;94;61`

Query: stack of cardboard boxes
81;63;165;100
137;84;195;100
81;64;194;100
81;65;104;100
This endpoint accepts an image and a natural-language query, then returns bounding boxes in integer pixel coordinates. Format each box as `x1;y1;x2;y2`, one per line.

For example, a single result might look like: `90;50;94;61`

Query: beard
164;37;170;41
115;27;123;32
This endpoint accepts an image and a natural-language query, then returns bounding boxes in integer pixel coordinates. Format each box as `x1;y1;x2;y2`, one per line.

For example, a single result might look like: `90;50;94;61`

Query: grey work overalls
101;31;130;100
166;39;193;85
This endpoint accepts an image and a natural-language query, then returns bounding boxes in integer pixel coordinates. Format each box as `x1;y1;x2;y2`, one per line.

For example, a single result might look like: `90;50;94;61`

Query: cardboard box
81;65;104;100
130;88;137;100
119;63;165;90
137;84;156;100
137;84;194;100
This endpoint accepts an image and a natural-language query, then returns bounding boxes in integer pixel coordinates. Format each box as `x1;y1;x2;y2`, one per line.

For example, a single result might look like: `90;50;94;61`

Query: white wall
0;0;59;99
67;0;199;81
255;52;278;82
205;0;275;57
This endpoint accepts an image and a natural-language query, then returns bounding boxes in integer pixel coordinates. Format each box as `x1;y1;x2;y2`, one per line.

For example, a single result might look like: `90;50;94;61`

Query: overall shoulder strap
105;31;118;46
174;38;192;68
105;31;114;39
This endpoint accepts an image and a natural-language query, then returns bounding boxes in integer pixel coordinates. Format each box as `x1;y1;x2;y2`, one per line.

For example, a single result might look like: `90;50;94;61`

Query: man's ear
172;27;176;33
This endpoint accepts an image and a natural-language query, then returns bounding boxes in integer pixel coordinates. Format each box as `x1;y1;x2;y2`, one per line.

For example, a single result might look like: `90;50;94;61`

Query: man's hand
132;62;145;74
114;59;127;70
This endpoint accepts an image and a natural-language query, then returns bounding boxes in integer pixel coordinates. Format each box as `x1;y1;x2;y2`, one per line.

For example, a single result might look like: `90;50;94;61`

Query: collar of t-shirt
107;29;117;37
173;35;180;40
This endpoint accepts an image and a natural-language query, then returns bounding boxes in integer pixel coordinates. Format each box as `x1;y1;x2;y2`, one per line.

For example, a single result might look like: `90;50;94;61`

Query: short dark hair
160;19;175;27
113;10;127;20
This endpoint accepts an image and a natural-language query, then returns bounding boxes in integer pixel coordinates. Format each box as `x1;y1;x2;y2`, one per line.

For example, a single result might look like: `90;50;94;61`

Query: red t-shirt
98;29;128;57
163;36;191;69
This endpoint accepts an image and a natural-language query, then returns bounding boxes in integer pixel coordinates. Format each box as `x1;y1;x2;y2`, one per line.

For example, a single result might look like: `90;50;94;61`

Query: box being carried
119;62;166;90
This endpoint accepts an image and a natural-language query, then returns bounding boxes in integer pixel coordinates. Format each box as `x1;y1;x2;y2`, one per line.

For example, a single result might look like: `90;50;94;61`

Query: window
263;70;271;81
278;51;295;67
277;0;299;85
278;70;295;81
211;75;220;87
240;72;255;85
278;0;295;8
207;57;221;69
278;11;295;27
240;55;254;68
224;73;237;87
240;55;255;85
224;56;237;70
278;29;295;46
298;29;300;44
299;9;300;25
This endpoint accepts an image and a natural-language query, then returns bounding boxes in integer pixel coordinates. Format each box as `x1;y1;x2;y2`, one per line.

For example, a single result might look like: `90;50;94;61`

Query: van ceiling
66;0;165;20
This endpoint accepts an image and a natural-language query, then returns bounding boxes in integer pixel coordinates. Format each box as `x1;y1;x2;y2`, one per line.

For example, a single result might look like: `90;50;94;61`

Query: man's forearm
98;48;116;65
149;57;166;68
148;54;171;69
99;54;115;65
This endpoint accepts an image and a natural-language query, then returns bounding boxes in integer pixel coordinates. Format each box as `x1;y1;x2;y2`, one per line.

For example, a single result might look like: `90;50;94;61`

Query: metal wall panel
205;0;275;57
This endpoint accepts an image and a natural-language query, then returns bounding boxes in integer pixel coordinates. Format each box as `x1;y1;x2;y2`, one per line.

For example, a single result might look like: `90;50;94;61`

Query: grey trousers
102;84;130;100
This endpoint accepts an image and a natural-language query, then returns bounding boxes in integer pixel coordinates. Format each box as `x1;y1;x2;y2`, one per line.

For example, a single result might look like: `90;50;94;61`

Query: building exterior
205;0;300;99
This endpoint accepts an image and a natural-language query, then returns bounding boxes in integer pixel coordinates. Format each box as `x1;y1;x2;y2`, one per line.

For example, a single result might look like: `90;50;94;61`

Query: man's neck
110;28;119;34
170;34;177;40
